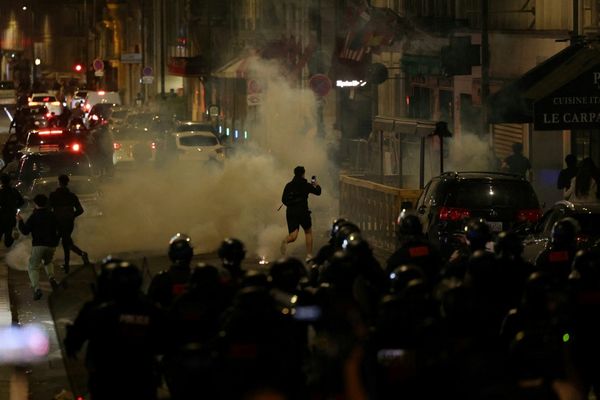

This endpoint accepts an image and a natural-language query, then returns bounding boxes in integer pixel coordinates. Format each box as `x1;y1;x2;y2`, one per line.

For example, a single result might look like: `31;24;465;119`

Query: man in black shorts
280;166;322;261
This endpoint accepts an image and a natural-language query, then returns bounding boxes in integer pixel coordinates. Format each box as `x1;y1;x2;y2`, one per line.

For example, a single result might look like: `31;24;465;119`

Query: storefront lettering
552;96;600;105
542;112;600;124
594;71;600;86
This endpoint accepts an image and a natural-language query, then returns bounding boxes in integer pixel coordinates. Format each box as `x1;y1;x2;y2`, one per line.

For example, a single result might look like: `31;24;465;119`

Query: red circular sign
309;74;332;97
93;59;104;71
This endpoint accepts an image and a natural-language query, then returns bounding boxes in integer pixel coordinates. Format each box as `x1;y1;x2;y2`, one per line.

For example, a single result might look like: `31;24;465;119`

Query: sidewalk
0;263;14;400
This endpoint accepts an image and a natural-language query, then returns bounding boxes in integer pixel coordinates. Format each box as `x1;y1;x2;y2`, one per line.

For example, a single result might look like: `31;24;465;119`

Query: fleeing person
557;154;577;192
564;157;600;204
49;175;89;273
17;194;60;300
502;142;531;178
280;166;321;261
0;174;24;248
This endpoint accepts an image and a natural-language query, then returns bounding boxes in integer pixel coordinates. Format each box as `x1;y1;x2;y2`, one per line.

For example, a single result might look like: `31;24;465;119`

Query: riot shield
48;264;98;399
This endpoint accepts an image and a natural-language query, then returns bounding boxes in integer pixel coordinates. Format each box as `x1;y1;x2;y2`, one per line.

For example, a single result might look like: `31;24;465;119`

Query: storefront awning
488;42;597;124
373;115;436;136
212;56;260;79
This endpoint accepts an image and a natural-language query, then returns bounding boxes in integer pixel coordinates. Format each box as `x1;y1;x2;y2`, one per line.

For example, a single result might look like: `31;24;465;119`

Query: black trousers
0;221;15;248
58;221;84;267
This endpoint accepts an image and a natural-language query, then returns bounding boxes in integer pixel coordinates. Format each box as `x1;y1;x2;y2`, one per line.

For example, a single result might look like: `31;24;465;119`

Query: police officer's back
65;261;165;400
147;233;193;309
535;218;578;285
387;212;440;285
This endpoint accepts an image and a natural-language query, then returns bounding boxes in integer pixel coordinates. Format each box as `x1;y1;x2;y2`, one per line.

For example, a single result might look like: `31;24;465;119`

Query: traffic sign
93;59;104;71
141;76;154;84
247;79;262;94
142;66;153;76
309;74;332;97
94;70;104;77
247;94;261;106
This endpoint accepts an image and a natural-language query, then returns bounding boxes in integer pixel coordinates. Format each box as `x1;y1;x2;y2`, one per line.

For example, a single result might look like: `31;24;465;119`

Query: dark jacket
281;176;321;211
557;166;577;190
0;186;24;222
49;187;84;223
18;207;59;247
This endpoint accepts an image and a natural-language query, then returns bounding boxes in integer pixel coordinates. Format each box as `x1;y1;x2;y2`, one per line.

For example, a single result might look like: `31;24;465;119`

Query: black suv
414;171;541;252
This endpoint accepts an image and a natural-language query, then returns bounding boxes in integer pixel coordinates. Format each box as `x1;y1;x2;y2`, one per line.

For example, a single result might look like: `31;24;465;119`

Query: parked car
24;128;83;154
5;152;95;193
522;201;600;263
28;93;63;115
155;130;225;165
412;171;542;254
84;90;122;110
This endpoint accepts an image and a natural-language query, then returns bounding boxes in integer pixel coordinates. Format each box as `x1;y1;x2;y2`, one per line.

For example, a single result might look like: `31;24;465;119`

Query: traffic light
73;63;84;72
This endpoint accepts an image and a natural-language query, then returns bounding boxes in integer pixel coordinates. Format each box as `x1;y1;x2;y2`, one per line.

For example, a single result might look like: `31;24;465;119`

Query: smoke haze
6;57;338;270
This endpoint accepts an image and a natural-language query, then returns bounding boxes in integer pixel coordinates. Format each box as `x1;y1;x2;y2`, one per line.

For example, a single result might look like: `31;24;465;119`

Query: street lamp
34;58;41;66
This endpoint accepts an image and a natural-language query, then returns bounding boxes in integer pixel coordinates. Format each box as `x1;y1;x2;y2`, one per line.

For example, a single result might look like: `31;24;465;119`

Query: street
5;160;334;398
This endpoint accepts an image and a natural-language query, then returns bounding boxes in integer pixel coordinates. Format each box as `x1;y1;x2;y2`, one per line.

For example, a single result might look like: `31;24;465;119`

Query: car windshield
32;96;57;102
0;82;14;90
177;124;214;132
445;180;539;209
178;134;218;147
20;154;91;182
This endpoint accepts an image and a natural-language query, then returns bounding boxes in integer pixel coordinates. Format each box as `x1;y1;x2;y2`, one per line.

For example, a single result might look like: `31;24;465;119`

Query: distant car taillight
71;143;81;152
517;209;542;223
151;142;156;150
439;207;471;222
113;142;121;150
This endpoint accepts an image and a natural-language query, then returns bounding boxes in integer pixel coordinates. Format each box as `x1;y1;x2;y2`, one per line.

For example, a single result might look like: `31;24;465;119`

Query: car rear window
177;124;214;132
178;135;218;147
27;132;70;146
32;96;57;102
444;180;539;209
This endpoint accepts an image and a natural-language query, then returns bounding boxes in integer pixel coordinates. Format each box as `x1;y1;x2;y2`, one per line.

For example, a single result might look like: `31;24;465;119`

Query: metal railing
339;175;422;253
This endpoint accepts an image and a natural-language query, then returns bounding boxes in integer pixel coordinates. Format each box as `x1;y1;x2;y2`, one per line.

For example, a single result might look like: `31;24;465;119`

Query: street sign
309;74;332;97
141;76;154;84
247;79;262;94
93;59;104;71
142;66;153;76
121;53;142;63
94;70;104;77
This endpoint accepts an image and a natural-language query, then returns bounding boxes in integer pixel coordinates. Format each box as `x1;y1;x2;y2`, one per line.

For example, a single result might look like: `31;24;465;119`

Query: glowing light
97;90;106;95
218;126;222;134
563;333;570;343
34;58;41;66
226;128;230;136
258;256;269;265
336;80;367;88
244;130;248;139
71;143;81;152
234;130;239;139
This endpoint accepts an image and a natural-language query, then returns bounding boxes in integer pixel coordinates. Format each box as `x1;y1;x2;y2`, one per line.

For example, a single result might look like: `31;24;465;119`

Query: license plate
485;221;503;232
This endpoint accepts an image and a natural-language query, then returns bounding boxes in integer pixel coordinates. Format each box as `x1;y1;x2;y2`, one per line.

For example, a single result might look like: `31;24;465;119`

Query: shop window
409;86;432;119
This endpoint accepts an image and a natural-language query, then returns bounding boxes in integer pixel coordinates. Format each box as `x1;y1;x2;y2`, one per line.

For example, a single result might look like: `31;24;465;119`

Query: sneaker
61;264;70;274
82;252;90;265
33;289;42;301
280;241;287;256
49;278;59;291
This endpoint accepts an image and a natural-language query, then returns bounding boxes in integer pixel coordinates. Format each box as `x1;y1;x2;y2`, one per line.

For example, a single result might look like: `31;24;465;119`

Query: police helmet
270;257;307;292
168;233;193;263
217;238;246;265
389;264;425;294
111;261;143;298
495;231;524;258
551;218;579;247
319;250;358;288
189;263;221;292
465;219;492;250
396;210;422;237
341;231;371;257
330;218;349;239
332;222;361;248
572;249;600;285
95;256;124;300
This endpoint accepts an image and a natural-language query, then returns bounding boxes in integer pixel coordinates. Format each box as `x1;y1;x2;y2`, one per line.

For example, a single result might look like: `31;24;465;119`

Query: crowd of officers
64;214;598;400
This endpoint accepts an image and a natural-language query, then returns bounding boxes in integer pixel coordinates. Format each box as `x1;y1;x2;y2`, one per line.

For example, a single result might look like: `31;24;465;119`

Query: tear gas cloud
445;132;501;172
4;58;338;269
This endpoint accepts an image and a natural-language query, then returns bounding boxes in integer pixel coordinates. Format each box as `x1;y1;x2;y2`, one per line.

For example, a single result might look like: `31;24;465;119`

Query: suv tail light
517;209;542;223
439;207;471;222
71;143;81;152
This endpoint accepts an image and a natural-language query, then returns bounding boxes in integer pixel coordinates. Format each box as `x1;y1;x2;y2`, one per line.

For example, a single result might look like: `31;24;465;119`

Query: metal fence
339;175;422;253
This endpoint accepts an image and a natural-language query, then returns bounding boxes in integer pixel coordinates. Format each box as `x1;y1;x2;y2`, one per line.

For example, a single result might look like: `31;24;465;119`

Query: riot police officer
217;237;247;285
147;233;193;309
64;261;165;400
